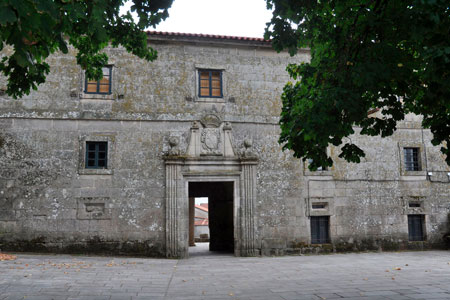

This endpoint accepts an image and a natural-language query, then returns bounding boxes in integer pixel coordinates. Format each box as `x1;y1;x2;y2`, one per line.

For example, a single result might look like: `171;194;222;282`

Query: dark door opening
188;182;234;254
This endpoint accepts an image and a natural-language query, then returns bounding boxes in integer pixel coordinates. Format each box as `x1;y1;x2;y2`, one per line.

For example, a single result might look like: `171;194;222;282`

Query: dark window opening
85;141;108;169
312;203;326;209
408;215;425;241
311;216;330;244
404;147;420;171
409;202;421;208
198;70;222;98
85;66;112;94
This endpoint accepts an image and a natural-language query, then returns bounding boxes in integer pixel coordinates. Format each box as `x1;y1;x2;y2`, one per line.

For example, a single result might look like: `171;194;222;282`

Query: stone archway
164;115;257;258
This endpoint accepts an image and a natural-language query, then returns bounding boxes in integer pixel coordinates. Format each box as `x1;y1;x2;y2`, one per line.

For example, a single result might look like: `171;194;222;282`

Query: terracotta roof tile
194;219;209;226
147;31;271;44
195;205;208;212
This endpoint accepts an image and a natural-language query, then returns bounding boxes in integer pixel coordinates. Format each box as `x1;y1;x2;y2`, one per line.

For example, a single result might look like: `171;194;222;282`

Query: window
311;216;330;244
79;135;114;175
85;142;108;169
307;158;327;171
404;147;420;171
198;70;222;98
399;143;425;177
85;66;112;94
312;203;327;209
408;215;425;241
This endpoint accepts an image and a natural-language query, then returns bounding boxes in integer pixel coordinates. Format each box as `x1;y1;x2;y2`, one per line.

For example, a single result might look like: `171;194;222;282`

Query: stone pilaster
164;159;184;258
240;159;258;256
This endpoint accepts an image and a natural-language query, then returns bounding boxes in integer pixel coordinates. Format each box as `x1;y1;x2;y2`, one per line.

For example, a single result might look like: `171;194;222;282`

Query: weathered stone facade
0;32;449;257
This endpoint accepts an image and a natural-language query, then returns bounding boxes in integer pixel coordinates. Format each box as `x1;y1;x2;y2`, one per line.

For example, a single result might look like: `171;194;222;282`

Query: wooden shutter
211;71;221;97
85;67;111;94
198;70;222;97
86;81;98;93
199;71;210;96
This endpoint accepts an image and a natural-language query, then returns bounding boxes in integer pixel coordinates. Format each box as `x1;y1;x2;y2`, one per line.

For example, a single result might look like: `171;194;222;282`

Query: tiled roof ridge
147;31;271;43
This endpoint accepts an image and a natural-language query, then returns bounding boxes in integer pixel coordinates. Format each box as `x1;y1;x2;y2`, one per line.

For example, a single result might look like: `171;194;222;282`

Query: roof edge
147;31;272;46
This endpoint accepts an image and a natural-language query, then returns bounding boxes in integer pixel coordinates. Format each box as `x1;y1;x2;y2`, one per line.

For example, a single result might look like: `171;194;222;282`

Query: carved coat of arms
201;128;221;155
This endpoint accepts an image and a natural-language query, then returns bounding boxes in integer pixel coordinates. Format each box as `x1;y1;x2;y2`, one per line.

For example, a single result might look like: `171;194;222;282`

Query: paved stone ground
0;248;449;300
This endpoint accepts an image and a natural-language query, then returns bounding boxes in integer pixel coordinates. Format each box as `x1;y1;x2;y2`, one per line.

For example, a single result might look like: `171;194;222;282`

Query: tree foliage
0;0;173;98
265;0;450;169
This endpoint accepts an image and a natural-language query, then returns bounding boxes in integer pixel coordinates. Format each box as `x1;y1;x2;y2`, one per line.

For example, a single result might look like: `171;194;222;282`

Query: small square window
408;214;425;241
311;216;330;244
404;147;420;171
85;66;112;94
85;142;108;169
198;70;222;98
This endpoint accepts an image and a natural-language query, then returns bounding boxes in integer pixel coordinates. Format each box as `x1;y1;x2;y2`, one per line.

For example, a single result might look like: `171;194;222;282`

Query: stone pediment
200;114;221;128
186;114;235;157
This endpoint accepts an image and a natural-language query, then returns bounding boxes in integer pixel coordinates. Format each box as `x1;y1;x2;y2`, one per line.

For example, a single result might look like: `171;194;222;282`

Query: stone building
193;204;209;242
0;32;449;258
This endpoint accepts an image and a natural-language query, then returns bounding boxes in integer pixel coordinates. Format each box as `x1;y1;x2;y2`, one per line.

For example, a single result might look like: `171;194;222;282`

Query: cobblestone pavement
1;249;449;300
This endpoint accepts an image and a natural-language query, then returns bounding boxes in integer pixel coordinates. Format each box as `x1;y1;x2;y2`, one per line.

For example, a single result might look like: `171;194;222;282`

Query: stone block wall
0;34;449;256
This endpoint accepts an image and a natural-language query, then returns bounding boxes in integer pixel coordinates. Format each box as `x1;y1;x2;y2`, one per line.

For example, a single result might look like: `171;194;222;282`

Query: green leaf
35;0;58;19
13;50;32;67
56;34;68;54
1;0;175;98
267;0;450;166
0;5;17;25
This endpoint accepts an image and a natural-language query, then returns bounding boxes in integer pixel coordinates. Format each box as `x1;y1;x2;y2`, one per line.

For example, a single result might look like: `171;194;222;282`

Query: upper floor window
85;66;112;94
198;70;222;98
404;147;420;171
85;141;108;169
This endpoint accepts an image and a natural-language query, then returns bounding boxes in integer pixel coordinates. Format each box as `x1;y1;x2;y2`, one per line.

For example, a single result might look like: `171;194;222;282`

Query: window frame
84;66;112;95
78;134;115;175
198;69;223;99
403;147;420;171
408;214;425;242
398;143;426;177
310;216;330;244
85;141;108;169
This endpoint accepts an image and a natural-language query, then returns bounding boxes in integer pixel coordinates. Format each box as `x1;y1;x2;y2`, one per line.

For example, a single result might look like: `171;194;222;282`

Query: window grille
404;147;420;171
408;215;425;241
85;66;112;94
85;142;108;169
198;70;222;98
311;216;330;244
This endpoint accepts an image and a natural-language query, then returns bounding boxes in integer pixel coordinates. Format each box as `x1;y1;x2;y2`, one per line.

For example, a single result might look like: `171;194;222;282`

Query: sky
123;0;273;38
195;197;208;205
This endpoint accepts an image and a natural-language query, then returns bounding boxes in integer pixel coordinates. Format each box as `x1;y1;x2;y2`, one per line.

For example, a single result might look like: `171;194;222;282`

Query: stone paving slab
0;251;449;300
